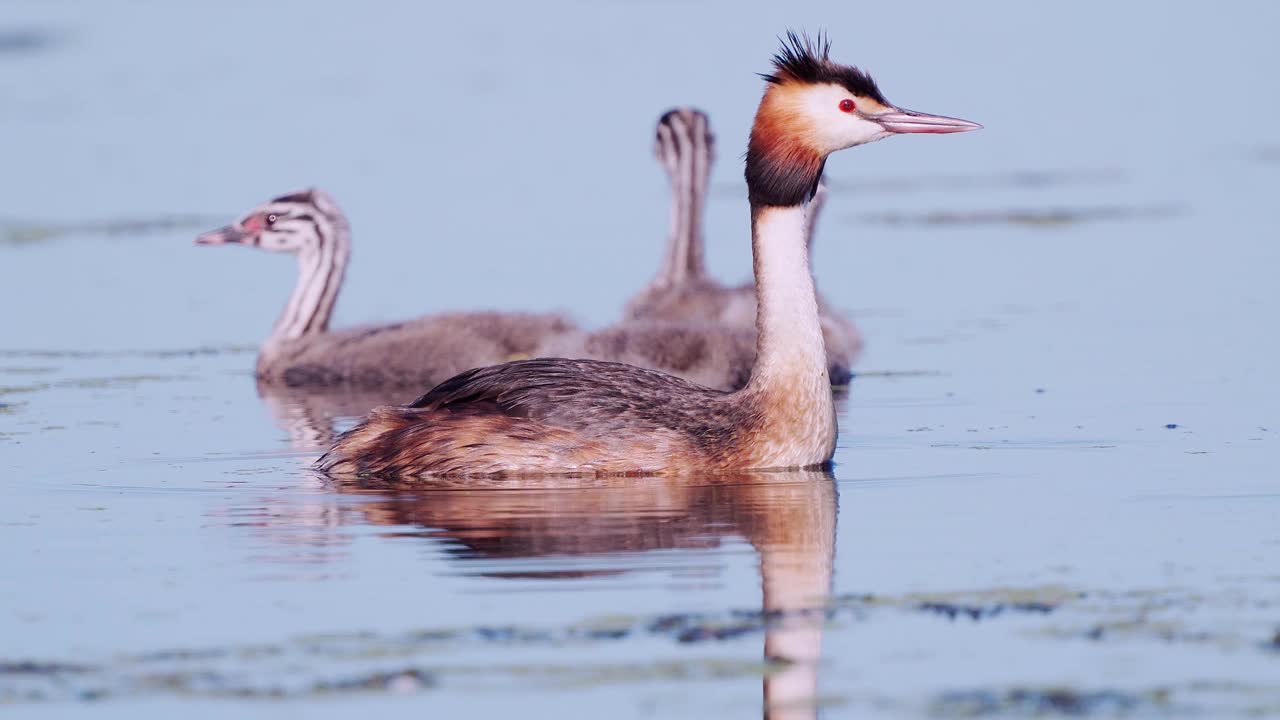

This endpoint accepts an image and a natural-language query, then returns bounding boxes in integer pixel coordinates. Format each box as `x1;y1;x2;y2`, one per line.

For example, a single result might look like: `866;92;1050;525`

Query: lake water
2;1;1278;717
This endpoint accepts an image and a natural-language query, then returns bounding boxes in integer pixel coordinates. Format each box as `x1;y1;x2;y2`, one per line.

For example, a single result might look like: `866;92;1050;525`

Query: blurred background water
2;0;1278;717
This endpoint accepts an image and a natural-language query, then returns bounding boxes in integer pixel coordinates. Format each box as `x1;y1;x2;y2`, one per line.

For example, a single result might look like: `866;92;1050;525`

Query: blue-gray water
2;1;1278;717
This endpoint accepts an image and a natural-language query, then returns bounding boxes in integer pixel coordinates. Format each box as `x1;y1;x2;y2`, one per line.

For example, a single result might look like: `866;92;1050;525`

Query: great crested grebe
196;189;576;388
318;32;979;477
624;107;862;384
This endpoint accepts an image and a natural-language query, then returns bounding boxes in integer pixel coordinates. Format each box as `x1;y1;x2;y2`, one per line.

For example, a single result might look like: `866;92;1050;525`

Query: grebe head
747;31;981;207
195;188;347;254
654;107;714;177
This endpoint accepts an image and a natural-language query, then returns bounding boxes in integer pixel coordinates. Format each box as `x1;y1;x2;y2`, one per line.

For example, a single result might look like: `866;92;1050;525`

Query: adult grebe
624;108;862;383
196;189;576;388
318;32;979;477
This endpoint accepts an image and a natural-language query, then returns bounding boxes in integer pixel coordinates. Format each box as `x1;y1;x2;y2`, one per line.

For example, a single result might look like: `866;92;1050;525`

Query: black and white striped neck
268;193;351;345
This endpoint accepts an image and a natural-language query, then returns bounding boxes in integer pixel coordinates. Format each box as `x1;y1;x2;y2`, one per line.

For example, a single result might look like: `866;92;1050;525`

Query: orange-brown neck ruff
746;84;826;209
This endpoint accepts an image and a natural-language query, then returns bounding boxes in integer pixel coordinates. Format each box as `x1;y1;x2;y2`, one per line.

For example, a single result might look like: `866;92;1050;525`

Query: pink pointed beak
874;107;982;134
194;225;246;246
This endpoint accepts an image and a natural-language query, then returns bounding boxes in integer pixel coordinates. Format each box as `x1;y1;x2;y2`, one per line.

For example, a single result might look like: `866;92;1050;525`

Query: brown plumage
320;358;798;477
622;108;861;384
318;32;980;479
257;311;575;388
196;189;577;389
534;321;757;392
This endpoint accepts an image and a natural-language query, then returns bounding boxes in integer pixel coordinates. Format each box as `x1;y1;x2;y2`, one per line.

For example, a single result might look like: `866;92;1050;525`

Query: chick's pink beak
194;225;246;246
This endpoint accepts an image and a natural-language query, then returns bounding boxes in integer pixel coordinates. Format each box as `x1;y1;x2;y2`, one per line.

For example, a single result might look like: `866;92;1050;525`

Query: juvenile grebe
319;32;979;477
196;189;576;388
624;108;862;384
535;319;757;391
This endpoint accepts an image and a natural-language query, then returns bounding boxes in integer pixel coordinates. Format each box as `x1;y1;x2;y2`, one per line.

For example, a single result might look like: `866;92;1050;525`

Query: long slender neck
269;217;349;344
745;204;829;389
655;127;710;287
738;200;836;466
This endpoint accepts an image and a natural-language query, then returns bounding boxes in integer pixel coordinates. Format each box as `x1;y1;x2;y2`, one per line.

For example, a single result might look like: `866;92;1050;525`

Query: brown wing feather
408;358;736;434
318;358;759;478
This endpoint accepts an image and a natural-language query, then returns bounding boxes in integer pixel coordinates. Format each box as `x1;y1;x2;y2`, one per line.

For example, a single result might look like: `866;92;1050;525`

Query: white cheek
834;116;890;148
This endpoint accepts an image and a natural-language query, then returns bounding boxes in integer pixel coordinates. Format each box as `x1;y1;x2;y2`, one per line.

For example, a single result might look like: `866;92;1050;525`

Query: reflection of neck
755;479;837;720
270;217;350;344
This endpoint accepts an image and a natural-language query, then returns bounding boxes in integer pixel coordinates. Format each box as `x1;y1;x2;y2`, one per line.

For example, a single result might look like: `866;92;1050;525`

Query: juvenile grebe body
624;108;862;384
319;33;979;477
196;189;576;388
535;319;758;392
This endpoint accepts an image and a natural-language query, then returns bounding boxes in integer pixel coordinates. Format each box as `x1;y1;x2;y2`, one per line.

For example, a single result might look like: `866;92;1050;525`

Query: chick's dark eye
265;213;279;226
839;99;857;113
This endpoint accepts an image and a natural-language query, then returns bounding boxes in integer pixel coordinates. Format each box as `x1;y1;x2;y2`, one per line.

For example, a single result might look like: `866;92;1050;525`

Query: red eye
839;99;857;113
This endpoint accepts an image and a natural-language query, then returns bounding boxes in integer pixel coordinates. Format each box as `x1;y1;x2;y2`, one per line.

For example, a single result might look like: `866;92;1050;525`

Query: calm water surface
2;1;1278;717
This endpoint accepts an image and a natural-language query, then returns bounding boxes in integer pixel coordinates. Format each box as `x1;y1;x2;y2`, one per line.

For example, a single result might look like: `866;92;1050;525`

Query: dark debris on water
931;687;1167;717
859;204;1182;229
1264;629;1280;653
0;594;1071;702
0;661;96;675
0;28;59;55
915;601;1058;622
312;668;433;695
29;586;1276;706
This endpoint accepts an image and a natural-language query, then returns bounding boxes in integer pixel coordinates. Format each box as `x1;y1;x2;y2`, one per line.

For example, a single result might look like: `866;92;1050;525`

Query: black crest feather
763;30;886;104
